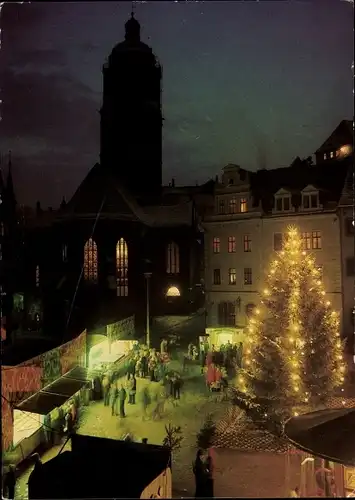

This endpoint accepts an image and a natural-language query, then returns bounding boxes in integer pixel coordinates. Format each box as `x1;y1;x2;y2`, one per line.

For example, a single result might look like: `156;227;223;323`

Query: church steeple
125;12;141;43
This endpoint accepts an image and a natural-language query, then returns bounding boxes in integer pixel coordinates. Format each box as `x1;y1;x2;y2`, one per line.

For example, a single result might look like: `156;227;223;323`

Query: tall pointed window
116;238;128;296
84;238;98;283
167;242;180;274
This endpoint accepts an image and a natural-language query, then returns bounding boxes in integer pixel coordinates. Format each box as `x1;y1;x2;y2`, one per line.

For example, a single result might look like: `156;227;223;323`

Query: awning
15;369;90;416
15;392;70;415
43;377;88;398
284;407;355;466
63;366;90;382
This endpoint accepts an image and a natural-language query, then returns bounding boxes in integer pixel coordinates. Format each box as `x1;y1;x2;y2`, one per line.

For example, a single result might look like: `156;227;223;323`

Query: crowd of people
89;341;184;421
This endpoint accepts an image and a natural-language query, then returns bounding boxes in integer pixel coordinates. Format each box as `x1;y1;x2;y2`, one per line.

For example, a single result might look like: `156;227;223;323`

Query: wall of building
204;212;342;330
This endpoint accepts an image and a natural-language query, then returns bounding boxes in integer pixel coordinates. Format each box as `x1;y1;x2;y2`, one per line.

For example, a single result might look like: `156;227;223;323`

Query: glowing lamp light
321;291;326;296
255;309;260;315
263;289;270;295
166;286;180;297
326;301;330;306
294;411;299;416
302;251;306;255
342;400;346;406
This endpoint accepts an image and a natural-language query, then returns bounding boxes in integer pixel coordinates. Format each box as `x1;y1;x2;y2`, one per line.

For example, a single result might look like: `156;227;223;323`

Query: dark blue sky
0;1;353;207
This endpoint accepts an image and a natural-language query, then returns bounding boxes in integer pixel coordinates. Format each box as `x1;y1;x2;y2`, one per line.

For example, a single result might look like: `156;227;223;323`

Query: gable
63;164;140;220
274;187;291;196
301;184;319;194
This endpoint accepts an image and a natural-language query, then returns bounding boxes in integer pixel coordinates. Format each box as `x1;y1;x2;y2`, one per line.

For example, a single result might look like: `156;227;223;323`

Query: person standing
109;382;118;416
140;386;150;421
128;375;137;404
173;373;182;400
119;384;127;418
204;454;214;498
141;354;148;378
102;374;110;406
192;450;205;498
3;464;16;500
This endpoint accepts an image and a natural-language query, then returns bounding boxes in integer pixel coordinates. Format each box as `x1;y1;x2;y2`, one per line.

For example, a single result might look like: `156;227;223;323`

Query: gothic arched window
84;238;98;283
116;238;128;297
166;242;180;274
35;265;40;287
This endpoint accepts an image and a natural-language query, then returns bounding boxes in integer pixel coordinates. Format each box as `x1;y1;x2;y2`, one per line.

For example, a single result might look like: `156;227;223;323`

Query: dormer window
301;185;319;210
330;151;334;159
228;178;234;186
274;191;291;212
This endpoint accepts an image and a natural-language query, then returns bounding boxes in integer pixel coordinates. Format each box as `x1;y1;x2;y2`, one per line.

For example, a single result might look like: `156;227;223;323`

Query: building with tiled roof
203;123;354;358
20;14;213;344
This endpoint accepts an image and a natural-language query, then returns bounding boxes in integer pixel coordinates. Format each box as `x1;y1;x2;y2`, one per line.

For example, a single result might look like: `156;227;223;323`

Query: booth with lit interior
14;366;90;452
284;407;355;497
88;337;135;370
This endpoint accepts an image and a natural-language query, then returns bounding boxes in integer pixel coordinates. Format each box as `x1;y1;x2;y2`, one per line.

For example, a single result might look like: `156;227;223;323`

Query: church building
23;14;213;341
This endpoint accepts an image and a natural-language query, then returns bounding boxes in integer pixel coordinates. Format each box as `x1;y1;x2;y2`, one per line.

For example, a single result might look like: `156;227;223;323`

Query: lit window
213;269;221;285
312;231;322;250
84;238;98;283
0;222;4;236
218;302;235;326
35;265;40;287
243;235;251;252
62;244;68;262
228;236;236;253
218;199;225;214
229;198;237;214
167;242;180;274
301;232;311;250
323;153;327;160
273;233;283;251
330;151;334;158
116;238;128;296
166;286;180;297
229;268;237;285
213;237;220;254
240;198;247;213
244;267;252;285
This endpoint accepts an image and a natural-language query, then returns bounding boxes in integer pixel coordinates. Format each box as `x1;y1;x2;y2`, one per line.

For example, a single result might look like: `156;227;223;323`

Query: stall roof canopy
28;434;171;499
284;407;355;466
15;392;69;415
15;371;89;416
43;377;88;398
63;366;90;382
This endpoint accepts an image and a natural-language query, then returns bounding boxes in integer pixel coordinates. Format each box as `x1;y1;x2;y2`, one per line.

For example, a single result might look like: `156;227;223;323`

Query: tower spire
125;5;140;42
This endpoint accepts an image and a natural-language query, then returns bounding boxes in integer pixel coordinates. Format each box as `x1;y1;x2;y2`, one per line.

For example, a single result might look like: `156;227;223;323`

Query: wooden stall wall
1;330;87;453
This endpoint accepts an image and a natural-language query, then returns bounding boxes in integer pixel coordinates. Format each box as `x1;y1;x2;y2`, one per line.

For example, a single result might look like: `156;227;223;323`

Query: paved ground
12;356;354;499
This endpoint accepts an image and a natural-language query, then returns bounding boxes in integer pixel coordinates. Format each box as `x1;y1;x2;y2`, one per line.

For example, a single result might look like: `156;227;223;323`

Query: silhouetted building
315;120;353;165
100;12;163;201
22;14;213;342
28;434;172;499
0;152;25;341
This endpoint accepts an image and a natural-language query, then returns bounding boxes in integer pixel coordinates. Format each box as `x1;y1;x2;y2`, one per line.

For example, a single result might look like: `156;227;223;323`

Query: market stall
205;327;246;349
88;338;134;369
284;407;355;497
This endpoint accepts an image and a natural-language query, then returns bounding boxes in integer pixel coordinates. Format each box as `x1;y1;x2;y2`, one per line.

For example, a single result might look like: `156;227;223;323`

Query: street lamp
144;272;152;348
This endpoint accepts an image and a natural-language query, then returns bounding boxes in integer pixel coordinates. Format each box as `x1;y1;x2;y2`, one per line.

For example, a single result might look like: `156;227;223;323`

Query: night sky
0;1;353;208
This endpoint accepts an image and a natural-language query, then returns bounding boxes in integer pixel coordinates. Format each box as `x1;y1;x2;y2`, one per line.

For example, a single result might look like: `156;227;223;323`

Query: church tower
100;13;163;199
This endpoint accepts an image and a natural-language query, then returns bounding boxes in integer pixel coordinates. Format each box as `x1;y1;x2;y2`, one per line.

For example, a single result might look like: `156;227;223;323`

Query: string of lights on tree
238;226;346;418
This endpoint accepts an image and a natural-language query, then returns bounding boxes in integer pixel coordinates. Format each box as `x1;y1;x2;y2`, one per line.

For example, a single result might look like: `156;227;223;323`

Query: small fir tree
196;414;216;450
163;423;183;453
238;226;345;413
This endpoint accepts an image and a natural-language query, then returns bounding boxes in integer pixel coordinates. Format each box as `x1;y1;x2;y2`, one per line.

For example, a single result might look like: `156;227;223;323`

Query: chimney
171;178;175;188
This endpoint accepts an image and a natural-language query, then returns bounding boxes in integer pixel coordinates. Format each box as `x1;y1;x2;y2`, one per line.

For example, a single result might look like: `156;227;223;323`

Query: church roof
60;163;193;228
314;120;353;153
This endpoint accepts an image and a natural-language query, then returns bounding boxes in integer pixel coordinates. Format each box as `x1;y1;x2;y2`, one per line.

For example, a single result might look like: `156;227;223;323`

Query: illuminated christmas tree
239;226;346;413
